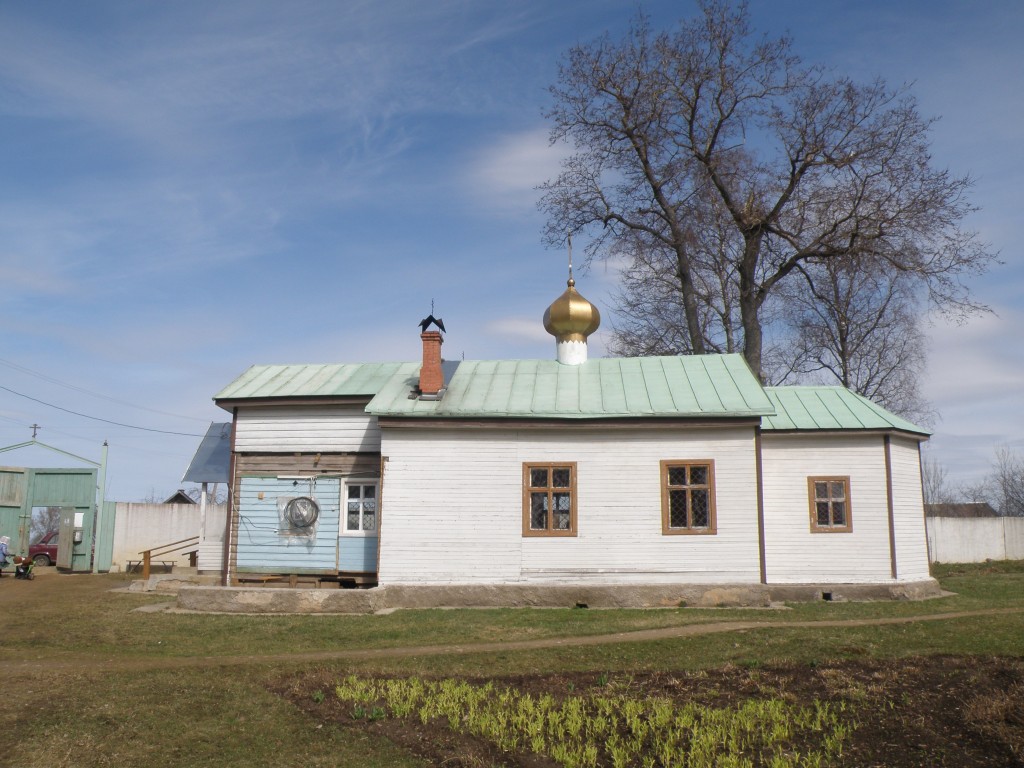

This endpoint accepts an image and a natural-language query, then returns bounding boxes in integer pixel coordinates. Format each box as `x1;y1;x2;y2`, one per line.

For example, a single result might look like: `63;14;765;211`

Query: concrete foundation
174;578;943;614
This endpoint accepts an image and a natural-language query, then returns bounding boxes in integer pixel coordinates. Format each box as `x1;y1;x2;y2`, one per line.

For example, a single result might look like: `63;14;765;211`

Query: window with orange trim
523;463;577;536
808;477;852;532
661;460;717;535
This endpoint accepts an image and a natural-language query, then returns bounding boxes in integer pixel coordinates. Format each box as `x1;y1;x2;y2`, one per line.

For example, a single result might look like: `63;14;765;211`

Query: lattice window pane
831;501;846;527
530;493;548;529
364;486;376;499
530;468;549;488
691;490;709;527
347;512;361;530
669;490;689;528
830;481;845;500
348;486;361;500
690;465;708;486
551;468;571;488
816;501;831;526
363;511;376;531
667;466;688;486
363;499;376;513
814;481;829;500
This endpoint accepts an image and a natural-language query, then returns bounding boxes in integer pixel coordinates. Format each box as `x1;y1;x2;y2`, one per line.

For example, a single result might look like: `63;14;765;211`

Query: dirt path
6;603;1022;675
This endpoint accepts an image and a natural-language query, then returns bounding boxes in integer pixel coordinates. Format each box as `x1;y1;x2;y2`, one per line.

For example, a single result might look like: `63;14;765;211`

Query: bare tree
185;485;228;505
989;447;1024;517
540;2;994;382
921;456;957;506
30;506;62;543
781;256;935;424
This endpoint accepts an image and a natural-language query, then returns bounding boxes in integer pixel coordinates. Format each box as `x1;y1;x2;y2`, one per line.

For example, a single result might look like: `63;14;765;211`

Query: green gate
0;443;113;572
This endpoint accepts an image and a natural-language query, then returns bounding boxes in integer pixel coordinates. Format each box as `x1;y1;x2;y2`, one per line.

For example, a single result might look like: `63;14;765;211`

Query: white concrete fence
110;502;226;573
926;516;1024;563
107;504;1020;573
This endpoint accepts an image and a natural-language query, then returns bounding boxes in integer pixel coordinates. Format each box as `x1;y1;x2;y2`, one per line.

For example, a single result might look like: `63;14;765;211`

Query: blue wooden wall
236;476;340;574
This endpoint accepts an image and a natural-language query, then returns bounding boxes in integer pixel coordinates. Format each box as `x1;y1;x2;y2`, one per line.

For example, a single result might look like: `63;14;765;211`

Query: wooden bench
126;560;175;574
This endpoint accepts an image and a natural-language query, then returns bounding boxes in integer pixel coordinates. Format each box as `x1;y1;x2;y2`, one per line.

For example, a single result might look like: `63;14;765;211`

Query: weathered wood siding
888;437;931;580
235;476;340;573
339;536;377;572
234;405;380;453
377;426;761;584
233;453;381;477
760;434;894;583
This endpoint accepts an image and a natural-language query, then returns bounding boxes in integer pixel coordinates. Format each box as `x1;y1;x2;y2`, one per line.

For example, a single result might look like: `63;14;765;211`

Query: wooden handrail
139;536;199;579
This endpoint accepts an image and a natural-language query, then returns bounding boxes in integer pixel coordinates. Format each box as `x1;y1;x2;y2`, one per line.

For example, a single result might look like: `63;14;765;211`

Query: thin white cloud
464;127;569;216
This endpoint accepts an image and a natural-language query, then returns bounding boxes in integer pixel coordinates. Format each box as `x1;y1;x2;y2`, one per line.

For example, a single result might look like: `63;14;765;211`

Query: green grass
2;561;1023;766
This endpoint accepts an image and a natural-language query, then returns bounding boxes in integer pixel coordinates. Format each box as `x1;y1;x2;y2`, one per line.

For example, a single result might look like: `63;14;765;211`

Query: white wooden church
213;276;936;602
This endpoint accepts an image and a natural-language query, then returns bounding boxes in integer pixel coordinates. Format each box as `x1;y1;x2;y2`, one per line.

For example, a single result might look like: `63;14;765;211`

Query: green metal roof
761;387;930;435
214;362;418;402
213;357;928;436
366;354;774;419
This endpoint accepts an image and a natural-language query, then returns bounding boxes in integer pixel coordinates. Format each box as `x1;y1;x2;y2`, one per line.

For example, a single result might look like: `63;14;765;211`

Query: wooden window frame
660;460;717;535
522;462;577;537
808;476;853;533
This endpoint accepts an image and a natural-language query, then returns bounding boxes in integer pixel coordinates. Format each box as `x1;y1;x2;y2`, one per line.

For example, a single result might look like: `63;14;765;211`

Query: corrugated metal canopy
182;422;232;483
761;387;929;435
214;362;418;402
367;354;774;419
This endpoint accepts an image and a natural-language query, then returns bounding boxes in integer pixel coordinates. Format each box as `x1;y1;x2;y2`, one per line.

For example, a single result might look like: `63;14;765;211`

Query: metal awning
182;423;231;484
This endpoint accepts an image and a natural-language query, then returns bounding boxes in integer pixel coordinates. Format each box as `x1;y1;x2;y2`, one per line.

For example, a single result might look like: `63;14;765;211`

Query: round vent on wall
285;496;320;528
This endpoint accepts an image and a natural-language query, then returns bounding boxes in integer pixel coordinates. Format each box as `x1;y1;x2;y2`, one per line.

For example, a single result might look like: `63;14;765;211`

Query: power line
0;358;210;423
0;385;205;437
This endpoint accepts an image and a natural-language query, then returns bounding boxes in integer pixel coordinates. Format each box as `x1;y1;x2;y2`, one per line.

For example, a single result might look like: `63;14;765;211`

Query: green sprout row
332;675;855;767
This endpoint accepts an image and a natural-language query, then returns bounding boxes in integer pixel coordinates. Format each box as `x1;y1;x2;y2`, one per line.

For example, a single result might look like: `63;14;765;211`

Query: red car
29;531;59;566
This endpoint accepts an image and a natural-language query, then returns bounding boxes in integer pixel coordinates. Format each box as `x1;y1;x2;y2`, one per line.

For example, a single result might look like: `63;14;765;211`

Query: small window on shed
808;477;852;533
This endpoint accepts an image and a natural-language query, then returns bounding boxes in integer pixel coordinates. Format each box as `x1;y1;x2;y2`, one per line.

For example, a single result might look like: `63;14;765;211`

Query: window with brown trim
523;463;577;536
808;477;852;532
661;460;716;535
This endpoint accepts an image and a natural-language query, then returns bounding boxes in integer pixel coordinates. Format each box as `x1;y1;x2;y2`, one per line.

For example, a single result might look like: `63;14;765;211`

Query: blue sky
0;0;1020;501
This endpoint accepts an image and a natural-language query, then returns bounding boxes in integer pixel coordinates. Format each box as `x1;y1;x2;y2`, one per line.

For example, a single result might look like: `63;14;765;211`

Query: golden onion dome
543;278;601;343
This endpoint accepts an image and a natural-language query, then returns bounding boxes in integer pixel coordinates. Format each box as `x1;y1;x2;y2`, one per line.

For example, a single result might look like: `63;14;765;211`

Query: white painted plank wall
378;430;522;582
888;437;931;581
378;426;761;584
518;428;760;583
761;434;892;583
234;406;380;453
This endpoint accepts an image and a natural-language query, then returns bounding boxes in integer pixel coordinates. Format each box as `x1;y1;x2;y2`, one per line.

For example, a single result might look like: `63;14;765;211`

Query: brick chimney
419;330;444;395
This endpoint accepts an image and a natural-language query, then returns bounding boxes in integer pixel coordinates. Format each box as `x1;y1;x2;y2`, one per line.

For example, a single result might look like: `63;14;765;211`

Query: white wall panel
234;405;380;453
888;437;931;580
761;434;893;583
378;426;761;584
